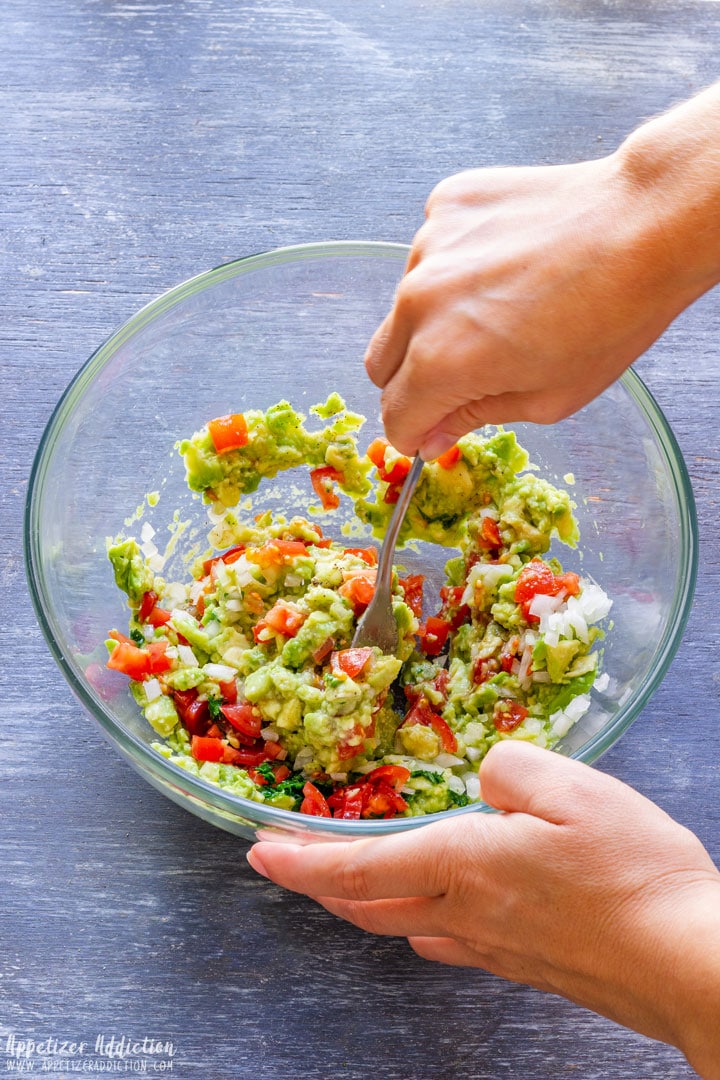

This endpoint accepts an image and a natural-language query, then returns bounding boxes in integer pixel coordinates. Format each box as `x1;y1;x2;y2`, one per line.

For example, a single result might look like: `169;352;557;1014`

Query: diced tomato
300;781;332;817
479;517;502;550
338;574;375;613
343;547;378;566
190;735;225;763
196;593;206;618
146;640;173;674
436;445;461;469
262;600;306;638
263;741;286;760
363;764;411;791
399;574;424;618
362;780;408;819
137;590;159;622
203;544;247;575
417;615;450;657
383;484;401;505
222;745;272;768
147;605;172;627
337;734;364;761
434;669;451;698
366;437;390;471
311;636;335;664
403;699;458;753
330;647;373;679
493;700;529;733
500;636;520;673
272;764;291;784
206;723;222;739
218;678;238;704
220;703;262;739
247;538;308;567
515;560;580;622
472;657;499;685
108;628;134;646
208;413;249;454
106;641;150;681
439;584;470;631
381;456;412;485
310;466;344;511
328;785;365;819
173;689;210;736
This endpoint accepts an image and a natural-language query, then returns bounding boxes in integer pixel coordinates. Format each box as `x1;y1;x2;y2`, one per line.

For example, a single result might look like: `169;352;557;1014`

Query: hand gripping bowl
25;241;698;843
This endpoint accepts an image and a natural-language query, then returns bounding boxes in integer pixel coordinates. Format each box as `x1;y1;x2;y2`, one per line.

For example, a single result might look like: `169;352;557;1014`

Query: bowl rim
24;240;699;836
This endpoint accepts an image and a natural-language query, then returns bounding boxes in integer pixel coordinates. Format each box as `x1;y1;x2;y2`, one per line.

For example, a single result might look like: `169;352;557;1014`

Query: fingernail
419;432;456;462
246;847;269;878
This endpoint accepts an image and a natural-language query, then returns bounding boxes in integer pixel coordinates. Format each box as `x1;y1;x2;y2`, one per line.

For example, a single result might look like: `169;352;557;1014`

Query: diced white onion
140;539;158;558
213;560;230;587
164;583;187;607
260;726;280;742
164;645;178;659
532;670;551;684
204;620;221;639
189;580;206;603
434;753;466;768
204;663;236;682
549;693;592;738
329;772;348;783
461;561;514;606
144;678;162;702
140;522;155;543
529;592;566;618
224;598;243;612
446;774;466;796
594;671;610;693
178;644;198;667
142;624;154;641
518;645;534;686
148;554;166;572
577;582;613;623
465;747;481;763
565;596;589;643
463;773;481;800
284;573;302;587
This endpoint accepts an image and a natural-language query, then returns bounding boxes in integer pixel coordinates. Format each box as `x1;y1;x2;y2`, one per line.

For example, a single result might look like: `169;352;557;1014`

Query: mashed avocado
106;395;611;821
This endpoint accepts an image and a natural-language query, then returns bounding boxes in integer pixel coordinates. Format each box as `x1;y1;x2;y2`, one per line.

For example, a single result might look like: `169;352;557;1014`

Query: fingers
313;894;447;938
478;740;634;826
247;828;451;902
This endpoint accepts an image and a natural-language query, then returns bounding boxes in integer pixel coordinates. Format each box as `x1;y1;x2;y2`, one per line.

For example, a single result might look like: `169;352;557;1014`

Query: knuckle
338;851;375;903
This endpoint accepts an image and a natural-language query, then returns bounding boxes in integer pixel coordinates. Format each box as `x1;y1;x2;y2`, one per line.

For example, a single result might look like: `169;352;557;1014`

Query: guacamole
105;395;611;820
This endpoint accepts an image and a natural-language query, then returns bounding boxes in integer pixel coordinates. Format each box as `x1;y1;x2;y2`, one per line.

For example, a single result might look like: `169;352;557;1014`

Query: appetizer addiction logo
3;1033;175;1072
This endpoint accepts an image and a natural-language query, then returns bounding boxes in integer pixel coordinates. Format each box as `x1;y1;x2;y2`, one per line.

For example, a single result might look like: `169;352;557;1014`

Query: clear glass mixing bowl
25;241;698;842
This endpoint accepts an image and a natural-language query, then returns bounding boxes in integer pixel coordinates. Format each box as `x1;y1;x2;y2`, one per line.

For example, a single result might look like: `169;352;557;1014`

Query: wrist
665;878;720;1079
614;83;720;299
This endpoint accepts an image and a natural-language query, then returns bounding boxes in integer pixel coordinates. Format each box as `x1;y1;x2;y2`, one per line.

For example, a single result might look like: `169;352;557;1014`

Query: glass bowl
25;241;698;843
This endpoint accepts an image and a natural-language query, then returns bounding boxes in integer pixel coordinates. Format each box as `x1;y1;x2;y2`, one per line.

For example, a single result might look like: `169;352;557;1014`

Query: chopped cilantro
410;769;445;784
207;695;223;721
253;760;277;784
130;628;146;647
448;789;470;807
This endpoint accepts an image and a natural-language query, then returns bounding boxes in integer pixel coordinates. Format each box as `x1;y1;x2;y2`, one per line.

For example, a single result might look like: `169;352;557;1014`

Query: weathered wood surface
2;1;719;1076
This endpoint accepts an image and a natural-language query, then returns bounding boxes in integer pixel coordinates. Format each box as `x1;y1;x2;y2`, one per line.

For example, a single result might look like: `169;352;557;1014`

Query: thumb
479;740;607;825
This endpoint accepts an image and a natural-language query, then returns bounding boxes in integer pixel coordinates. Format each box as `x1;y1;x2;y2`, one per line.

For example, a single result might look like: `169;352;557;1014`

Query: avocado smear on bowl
105;394;612;821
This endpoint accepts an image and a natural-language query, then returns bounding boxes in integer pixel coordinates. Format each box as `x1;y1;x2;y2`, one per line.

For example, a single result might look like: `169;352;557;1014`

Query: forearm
617;81;720;300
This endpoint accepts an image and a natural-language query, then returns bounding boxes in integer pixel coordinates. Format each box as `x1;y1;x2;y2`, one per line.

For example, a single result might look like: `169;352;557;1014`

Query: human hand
248;741;720;1077
365;151;711;459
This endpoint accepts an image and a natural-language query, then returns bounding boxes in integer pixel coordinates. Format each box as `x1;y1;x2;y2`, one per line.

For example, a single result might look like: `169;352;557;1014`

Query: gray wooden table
3;1;719;1077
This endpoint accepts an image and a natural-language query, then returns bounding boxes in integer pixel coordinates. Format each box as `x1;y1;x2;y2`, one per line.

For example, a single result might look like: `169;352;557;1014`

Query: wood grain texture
2;1;719;1076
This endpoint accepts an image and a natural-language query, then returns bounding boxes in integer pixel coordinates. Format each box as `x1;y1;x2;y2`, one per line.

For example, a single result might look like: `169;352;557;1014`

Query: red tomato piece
203;544;247;575
383;484;401;505
247;538;308;568
493;700;529;733
218;678;238;704
515;560;579;622
555;572;581;597
173;689;210;736
106;641;150;681
310;466;344;511
220;703;262;739
417;616;450;657
363;764;411;791
362;781;408;819
146;640;173;675
404;699;458;753
137;590;158;623
208;413;249;454
328;785;365;819
381;456;412;485
146;605;172;627
366;437;390;471
263;600;306;637
479;517;502;550
343;547;378;566
472;657;499;685
436;445;461;469
338;574;375;613
222;745;272;768
399;574;424;618
330;647;373;679
190;735;225;763
300;782;332;817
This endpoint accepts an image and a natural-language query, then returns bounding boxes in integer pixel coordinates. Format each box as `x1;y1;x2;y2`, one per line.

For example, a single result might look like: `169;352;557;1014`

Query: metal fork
351;454;424;653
